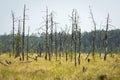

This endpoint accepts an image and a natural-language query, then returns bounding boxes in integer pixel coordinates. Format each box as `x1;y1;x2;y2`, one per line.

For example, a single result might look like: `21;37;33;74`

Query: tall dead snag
22;5;26;61
27;26;30;61
65;26;70;62
70;33;73;62
11;11;15;57
70;11;74;62
99;26;102;57
59;32;63;59
37;42;42;57
104;14;109;61
45;8;49;60
72;9;78;66
89;7;96;59
55;24;58;61
15;20;21;58
78;28;81;65
49;12;54;61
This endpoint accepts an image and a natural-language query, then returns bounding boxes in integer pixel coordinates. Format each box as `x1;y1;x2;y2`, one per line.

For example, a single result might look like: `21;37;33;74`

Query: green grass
0;53;120;80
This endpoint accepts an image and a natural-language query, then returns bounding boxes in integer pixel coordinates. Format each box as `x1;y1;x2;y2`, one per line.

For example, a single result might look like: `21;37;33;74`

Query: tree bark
22;5;26;61
104;14;109;61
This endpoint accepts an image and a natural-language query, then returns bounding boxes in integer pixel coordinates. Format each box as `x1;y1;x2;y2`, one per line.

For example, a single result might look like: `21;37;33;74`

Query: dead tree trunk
104;14;109;61
11;11;15;57
55;24;58;61
26;27;29;59
50;12;53;61
15;20;21;58
38;42;42;57
70;36;73;62
45;8;49;60
70;13;74;62
22;5;26;61
65;33;68;62
99;28;102;57
59;32;63;59
78;28;81;65
72;9;78;66
89;7;96;59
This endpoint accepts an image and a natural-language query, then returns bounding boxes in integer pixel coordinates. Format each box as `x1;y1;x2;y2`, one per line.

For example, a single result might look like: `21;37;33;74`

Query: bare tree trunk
74;33;77;66
50;12;53;61
70;13;74;62
55;24;58;61
22;5;26;61
26;27;29;60
99;29;102;57
11;11;15;57
104;14;109;61
38;42;42;57
45;8;49;60
59;32;62;60
15;20;21;58
89;7;96;59
78;28;81;65
70;37;73;62
72;9;78;66
65;40;68;62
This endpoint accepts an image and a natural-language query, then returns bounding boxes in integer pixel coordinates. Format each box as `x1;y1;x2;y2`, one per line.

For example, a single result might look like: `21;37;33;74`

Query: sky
0;0;120;35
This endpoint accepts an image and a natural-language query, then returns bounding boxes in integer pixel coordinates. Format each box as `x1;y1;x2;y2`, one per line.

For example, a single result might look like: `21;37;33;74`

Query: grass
0;53;120;80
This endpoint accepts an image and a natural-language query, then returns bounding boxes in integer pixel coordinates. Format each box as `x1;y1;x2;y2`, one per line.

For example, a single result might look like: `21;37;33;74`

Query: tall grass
0;53;120;80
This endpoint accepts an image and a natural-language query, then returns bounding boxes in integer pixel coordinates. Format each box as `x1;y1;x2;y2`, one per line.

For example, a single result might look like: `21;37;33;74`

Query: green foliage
0;29;120;53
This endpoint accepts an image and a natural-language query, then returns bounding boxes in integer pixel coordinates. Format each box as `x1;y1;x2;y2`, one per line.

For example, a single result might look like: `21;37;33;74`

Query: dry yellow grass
0;53;120;80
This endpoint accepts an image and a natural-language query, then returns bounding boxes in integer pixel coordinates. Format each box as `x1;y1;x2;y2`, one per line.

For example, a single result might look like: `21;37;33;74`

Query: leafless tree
11;11;15;57
22;5;26;61
15;20;21;58
78;28;81;65
99;25;102;57
45;8;49;60
27;26;30;61
89;6;96;59
71;9;79;66
104;14;109;61
59;32;63;59
49;12;54;61
70;10;74;62
55;24;58;61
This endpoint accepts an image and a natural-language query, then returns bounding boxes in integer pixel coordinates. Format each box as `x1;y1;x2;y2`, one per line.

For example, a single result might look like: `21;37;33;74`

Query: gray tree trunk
22;5;26;61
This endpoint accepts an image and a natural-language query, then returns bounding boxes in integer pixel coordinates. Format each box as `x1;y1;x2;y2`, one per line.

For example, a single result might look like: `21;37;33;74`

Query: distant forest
0;29;120;54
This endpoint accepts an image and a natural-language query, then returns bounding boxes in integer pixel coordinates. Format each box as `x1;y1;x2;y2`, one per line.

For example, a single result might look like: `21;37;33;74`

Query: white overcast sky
0;0;120;35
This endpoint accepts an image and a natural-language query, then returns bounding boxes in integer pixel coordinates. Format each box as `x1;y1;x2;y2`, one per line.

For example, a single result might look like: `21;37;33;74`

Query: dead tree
99;26;102;57
11;11;15;57
70;34;73;62
59;32;63;59
65;26;70;62
55;24;58;61
49;12;54;61
37;42;42;57
72;9;78;66
104;14;109;61
15;20;21;58
45;8;49;60
70;11;74;62
22;5;26;61
27;26;30;61
78;28;81;65
65;30;68;62
89;7;96;58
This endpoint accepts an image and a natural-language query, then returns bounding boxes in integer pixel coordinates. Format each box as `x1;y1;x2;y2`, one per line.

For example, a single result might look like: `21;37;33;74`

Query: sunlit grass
0;53;120;80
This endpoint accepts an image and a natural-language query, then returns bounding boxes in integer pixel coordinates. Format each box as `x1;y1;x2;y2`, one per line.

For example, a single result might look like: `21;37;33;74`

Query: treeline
0;29;120;53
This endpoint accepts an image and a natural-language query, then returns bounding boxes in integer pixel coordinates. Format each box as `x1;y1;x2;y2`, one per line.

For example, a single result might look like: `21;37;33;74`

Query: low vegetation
0;53;120;80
